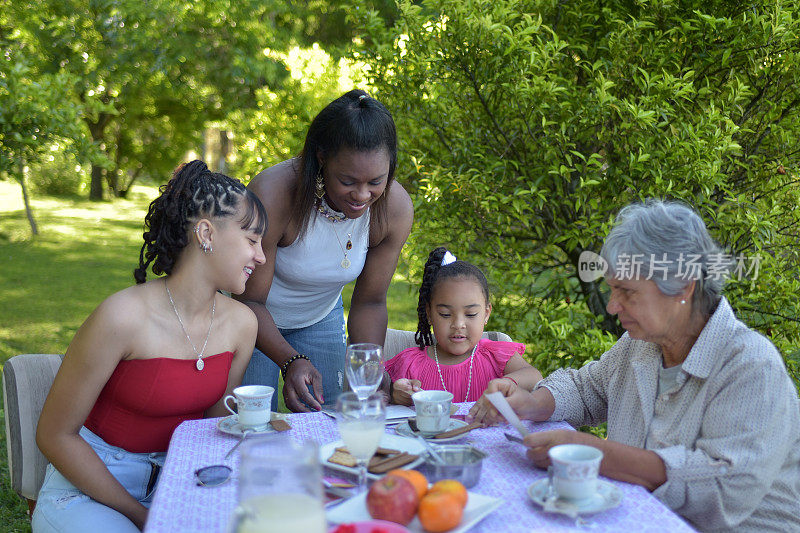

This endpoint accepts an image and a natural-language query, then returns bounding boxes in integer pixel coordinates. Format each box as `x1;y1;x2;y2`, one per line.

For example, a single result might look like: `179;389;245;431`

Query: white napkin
486;391;529;437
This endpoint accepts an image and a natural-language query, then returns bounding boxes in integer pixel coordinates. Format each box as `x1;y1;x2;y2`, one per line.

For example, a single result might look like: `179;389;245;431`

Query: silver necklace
165;279;215;371
433;343;477;402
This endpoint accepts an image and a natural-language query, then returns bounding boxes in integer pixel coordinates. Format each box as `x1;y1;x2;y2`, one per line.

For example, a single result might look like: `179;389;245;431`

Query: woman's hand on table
391;378;422;406
522;429;599;468
282;358;323;412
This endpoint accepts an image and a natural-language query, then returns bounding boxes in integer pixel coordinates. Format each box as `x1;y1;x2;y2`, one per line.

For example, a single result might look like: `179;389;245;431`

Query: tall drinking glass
234;434;325;533
335;391;386;492
345;342;384;400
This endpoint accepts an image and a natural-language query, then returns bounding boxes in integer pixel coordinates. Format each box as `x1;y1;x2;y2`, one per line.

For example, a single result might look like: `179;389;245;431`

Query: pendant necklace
165;279;215;371
433;343;477;402
332;227;353;269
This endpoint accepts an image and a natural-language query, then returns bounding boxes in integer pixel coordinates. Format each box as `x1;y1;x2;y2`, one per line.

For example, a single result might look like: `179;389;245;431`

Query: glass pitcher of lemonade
234;434;325;533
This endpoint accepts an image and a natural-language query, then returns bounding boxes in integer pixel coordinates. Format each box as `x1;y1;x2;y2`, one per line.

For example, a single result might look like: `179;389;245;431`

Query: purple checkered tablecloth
145;404;694;532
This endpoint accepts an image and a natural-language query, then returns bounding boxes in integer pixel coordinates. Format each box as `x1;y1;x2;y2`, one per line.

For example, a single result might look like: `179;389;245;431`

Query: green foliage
229;45;366;183
0;53;96;179
2;0;290;197
26;148;88;197
352;0;800;383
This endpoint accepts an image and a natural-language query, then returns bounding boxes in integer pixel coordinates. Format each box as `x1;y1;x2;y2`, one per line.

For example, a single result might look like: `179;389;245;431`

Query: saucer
527;479;622;516
217;415;277;437
395;418;468;442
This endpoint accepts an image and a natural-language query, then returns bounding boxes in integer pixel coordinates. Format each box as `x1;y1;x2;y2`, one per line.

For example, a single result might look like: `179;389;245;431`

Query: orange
429;479;468;508
387;469;428;500
418;491;463;532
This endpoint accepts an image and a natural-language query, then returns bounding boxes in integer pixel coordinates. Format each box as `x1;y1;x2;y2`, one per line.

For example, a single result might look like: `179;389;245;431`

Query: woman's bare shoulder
383;180;414;236
218;294;258;328
249;159;298;200
386;180;413;219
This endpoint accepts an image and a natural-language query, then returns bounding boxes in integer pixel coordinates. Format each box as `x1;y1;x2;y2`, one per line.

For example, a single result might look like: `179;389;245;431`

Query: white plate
320;433;426;480
217;415;277;437
395;419;469;442
527;479;622;515
327;489;501;532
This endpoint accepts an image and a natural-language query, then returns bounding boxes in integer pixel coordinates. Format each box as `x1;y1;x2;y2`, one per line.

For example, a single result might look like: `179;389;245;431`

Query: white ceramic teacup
548;444;603;501
412;390;453;434
224;385;274;428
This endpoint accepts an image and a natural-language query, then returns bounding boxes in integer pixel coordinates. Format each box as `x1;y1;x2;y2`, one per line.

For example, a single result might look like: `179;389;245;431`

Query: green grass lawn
0;178;418;528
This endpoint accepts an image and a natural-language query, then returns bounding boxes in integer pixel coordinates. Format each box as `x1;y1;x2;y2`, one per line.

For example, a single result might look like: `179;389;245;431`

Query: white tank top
266;200;370;329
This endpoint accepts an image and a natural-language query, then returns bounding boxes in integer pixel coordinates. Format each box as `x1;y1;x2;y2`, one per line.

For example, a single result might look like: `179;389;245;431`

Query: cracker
328;449;357;468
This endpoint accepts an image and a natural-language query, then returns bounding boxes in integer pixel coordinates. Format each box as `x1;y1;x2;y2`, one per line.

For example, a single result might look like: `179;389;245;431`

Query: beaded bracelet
280;354;311;378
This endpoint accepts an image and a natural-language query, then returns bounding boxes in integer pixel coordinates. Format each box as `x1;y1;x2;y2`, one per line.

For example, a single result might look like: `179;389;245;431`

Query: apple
366;475;420;525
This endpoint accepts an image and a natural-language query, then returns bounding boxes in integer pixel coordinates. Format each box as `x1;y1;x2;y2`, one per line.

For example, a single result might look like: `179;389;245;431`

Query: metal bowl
424;444;487;488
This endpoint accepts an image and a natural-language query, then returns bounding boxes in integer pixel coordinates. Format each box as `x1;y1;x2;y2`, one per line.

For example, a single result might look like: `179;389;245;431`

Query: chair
383;328;512;360
2;353;63;515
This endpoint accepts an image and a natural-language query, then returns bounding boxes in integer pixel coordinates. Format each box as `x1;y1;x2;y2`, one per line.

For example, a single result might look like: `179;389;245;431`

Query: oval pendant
196;358;205;371
341;257;351;268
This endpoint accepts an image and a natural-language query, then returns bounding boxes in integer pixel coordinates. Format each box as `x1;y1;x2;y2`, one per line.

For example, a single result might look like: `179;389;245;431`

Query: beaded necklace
433;343;477;402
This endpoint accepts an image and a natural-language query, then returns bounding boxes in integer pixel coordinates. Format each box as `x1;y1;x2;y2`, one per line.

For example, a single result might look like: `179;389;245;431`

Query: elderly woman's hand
468;377;518;424
522;430;600;468
391;378;422;406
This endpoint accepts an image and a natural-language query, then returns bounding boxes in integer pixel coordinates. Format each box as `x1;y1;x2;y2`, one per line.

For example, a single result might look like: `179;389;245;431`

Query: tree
352;0;800;380
0;51;99;233
228;44;366;183
3;0;289;199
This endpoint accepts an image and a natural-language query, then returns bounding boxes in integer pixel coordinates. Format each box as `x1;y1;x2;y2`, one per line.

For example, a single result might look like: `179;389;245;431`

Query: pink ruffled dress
385;338;526;403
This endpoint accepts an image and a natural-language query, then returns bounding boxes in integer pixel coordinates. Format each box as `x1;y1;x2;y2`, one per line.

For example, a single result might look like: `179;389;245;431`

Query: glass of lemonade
345;343;384;400
335;391;386;492
234;434;325;533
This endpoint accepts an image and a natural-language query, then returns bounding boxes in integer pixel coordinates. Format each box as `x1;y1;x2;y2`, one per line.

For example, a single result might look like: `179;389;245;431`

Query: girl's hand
468;377;517;424
391;378;422;406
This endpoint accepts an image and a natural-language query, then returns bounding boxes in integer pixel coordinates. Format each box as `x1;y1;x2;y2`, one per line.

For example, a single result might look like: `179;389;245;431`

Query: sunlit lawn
0;178;418;529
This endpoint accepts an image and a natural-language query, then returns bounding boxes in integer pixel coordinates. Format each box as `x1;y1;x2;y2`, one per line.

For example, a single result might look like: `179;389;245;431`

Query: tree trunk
90;163;104;200
106;167;120;197
218;129;229;173
17;161;39;236
119;166;143;198
86;112;111;201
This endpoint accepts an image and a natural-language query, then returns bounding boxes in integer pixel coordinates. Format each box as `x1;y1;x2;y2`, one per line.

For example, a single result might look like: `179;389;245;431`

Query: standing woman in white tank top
236;90;414;412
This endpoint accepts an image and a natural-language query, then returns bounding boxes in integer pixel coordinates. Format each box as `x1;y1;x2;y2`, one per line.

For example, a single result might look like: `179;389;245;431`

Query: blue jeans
242;297;347;410
32;427;165;533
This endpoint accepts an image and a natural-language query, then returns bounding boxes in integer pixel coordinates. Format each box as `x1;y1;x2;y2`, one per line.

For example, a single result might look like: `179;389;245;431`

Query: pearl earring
680;299;686;305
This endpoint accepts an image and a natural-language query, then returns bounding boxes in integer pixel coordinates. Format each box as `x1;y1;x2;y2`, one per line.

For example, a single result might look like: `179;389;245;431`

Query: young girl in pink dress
387;247;541;407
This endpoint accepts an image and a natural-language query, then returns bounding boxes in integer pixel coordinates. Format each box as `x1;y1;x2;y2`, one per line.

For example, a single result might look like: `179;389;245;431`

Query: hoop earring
201;241;212;254
315;167;325;200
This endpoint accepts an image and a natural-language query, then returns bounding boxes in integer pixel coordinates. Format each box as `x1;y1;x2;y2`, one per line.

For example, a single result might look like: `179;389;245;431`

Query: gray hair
600;199;730;316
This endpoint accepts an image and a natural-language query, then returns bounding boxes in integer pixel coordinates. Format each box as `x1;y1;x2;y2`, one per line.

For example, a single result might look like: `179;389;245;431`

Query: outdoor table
145;404;694;532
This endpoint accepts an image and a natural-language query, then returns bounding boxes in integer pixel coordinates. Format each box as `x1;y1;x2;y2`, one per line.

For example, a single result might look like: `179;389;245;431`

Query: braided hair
292;89;397;239
415;247;491;349
134;160;268;284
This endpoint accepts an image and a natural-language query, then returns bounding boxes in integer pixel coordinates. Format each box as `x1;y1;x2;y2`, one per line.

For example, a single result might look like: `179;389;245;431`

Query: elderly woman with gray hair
471;200;800;532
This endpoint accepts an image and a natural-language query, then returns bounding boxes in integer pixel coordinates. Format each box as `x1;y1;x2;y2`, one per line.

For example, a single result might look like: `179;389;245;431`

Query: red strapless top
84;351;234;453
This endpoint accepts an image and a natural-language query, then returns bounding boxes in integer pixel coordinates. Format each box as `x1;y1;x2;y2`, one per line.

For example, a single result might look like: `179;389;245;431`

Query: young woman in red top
33;161;266;532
